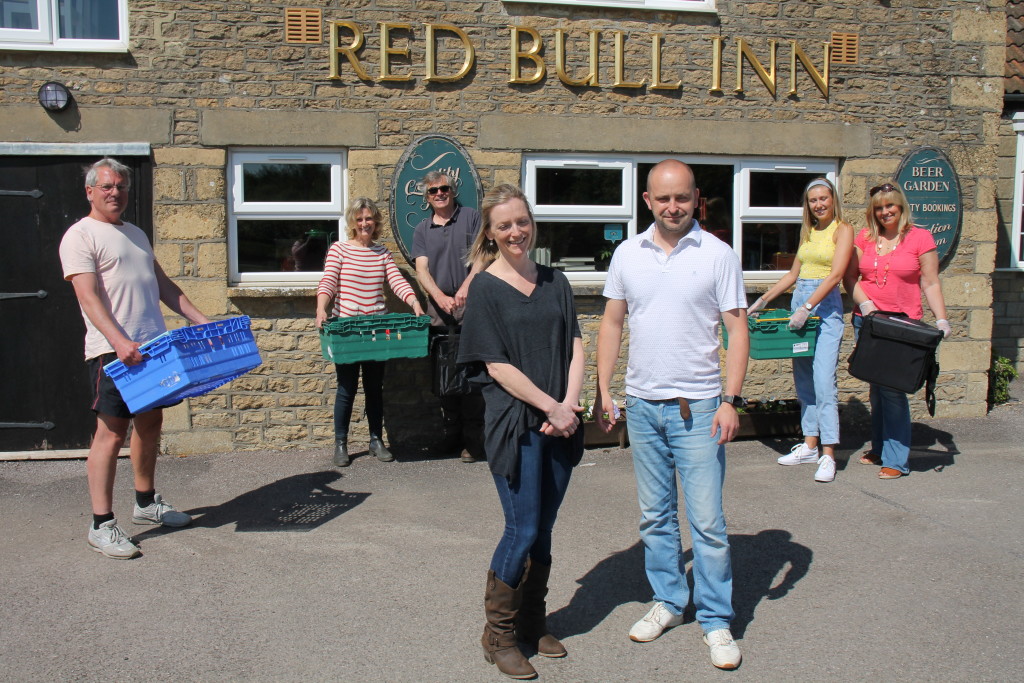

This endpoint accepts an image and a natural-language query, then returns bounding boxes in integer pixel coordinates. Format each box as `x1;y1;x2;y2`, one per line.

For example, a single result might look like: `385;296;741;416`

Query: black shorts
87;353;135;419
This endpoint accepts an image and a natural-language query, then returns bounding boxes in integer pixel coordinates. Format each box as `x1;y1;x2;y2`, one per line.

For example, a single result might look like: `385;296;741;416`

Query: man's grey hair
421;170;450;197
85;157;132;188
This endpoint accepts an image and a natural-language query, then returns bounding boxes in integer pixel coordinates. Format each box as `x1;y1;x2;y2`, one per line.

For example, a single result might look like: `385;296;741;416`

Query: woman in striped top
316;197;424;467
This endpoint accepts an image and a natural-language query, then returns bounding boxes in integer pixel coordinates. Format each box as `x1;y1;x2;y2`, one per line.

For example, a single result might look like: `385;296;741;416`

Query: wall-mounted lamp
38;81;72;112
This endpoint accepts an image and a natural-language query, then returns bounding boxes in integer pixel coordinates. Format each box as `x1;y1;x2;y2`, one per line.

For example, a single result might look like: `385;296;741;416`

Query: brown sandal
878;467;904;479
859;451;881;466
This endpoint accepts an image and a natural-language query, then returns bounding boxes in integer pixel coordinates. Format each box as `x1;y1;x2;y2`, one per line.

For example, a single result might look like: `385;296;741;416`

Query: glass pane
749;171;818;208
242;163;332;203
533;221;626;272
237;220;339;273
536;168;622;206
741;222;801;271
58;0;119;39
636;163;734;244
1;0;39;29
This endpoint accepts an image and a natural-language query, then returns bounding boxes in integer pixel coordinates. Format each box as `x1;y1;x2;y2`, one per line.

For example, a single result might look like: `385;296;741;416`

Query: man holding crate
59;157;210;560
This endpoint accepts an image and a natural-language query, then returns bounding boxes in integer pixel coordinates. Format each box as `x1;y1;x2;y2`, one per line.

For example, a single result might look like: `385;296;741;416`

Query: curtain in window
58;0;117;40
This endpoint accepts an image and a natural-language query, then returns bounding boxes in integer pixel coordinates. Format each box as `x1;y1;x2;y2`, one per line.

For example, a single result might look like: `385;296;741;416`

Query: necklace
873;232;901;288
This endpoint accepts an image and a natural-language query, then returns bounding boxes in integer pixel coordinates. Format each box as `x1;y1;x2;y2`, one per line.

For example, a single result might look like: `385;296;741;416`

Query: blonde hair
467;184;537;266
866;183;913;241
345;197;383;241
800;177;842;245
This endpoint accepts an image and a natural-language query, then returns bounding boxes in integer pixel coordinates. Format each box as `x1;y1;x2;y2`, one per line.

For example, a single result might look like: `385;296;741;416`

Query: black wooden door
0;155;152;451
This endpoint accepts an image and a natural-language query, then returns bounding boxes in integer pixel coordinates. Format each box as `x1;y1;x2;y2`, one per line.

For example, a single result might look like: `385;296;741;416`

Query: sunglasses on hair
869;183;898;197
427;185;452;195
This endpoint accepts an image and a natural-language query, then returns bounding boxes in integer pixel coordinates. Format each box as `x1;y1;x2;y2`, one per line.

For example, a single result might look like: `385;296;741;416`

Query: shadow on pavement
137;471;369;537
549;530;812;641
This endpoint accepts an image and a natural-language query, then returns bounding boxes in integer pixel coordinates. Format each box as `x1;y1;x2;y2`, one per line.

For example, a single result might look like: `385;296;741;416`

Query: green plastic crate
723;309;821;360
320;313;429;364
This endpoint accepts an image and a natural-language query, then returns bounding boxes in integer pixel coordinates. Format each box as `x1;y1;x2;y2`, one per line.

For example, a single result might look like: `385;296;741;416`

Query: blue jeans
625;395;733;634
334;361;385;438
791;280;845;446
490;429;575;587
852;315;911;473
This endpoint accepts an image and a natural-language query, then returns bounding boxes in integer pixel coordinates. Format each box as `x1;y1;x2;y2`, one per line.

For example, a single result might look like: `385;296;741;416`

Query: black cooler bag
848;311;943;416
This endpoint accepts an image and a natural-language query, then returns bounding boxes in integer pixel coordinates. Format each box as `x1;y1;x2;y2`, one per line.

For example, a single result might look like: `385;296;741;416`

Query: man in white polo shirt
595;159;749;670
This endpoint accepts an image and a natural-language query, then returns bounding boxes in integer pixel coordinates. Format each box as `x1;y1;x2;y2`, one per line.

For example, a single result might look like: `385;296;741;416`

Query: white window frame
523;154;838;285
228;148;348;287
1009;113;1024;269
503;0;716;13
0;0;128;52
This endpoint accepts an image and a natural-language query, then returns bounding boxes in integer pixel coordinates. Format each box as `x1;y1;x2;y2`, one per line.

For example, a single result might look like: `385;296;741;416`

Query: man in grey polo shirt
595;159;749;670
411;171;485;462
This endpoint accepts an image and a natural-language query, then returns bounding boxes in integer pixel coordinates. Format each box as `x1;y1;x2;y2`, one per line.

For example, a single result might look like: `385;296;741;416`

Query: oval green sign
390;134;483;265
895;146;961;266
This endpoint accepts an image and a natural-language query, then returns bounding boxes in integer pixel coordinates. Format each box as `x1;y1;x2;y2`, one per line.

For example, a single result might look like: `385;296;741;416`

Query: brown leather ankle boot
482;570;537;679
516;559;567;658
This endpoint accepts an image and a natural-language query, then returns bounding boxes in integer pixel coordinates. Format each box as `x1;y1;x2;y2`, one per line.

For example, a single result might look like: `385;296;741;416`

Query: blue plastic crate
104;316;262;414
320;313;429;364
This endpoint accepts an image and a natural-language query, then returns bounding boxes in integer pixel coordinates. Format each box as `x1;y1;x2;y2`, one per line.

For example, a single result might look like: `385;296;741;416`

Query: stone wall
0;0;1010;452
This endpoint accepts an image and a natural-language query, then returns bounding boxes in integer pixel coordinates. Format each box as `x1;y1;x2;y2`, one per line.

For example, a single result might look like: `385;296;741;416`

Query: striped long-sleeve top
317;241;417;318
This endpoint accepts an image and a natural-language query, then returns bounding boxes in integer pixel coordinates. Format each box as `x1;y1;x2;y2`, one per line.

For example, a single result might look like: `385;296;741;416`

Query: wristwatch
803;302;813;311
722;394;745;408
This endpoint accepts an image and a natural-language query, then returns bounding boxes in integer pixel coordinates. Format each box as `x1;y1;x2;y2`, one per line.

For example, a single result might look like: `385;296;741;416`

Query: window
523;155;836;284
228;149;347;286
1011;113;1024;269
0;0;127;51
503;0;716;13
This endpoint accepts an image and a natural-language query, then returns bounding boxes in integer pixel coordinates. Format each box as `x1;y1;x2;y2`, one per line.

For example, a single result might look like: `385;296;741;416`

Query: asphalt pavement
1;385;1022;682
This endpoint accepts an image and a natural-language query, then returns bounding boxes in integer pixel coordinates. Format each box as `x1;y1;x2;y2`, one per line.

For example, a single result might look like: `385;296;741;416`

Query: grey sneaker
88;519;141;559
132;494;192;527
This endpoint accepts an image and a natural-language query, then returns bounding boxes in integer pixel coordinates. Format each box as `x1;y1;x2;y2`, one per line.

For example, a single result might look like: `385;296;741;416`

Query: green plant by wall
988;354;1019;406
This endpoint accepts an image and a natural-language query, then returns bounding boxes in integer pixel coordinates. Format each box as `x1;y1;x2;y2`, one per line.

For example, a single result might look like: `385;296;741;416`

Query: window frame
0;0;129;52
1010;112;1024;270
523;153;838;285
502;0;716;13
227;148;348;287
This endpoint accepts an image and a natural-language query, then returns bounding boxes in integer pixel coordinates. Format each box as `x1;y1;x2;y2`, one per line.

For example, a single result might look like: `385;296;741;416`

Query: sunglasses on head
869;183;898;197
427;185;451;195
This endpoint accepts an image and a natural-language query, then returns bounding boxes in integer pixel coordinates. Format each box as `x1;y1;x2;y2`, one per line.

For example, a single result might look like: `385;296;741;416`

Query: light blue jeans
625;395;733;634
791;280;845;446
852;315;912;473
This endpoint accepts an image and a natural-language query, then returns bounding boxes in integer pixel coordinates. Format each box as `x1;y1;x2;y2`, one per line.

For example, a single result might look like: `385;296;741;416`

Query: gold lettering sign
425;24;475;83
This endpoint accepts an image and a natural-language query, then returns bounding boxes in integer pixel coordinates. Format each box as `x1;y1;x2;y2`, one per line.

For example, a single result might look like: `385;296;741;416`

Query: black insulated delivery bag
848;311;943;416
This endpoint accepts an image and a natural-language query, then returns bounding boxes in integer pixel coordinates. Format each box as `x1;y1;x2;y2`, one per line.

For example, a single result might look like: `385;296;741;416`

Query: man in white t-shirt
595;160;750;670
59;157;209;560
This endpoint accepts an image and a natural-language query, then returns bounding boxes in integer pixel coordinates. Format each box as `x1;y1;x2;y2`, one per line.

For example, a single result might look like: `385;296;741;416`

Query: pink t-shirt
854;226;937;320
59;216;166;360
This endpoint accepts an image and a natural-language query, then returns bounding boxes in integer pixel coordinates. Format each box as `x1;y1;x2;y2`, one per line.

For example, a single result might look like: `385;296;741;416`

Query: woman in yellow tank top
747;178;854;483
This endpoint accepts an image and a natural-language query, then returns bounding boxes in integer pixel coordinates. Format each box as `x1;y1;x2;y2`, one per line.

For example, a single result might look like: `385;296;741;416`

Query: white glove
788;307;810;330
936;319;951;338
859;300;878;315
747;297;767;318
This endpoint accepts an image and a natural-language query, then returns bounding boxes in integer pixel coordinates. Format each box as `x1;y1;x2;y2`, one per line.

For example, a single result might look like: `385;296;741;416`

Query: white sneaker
703;628;742;669
132;494;192;527
777;443;818;465
629;601;683;642
814;455;836;482
87;519;141;559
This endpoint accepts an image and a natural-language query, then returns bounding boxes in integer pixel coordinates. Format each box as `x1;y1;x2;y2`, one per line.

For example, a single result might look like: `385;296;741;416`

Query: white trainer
777;443;818;465
87;519;141;559
814;455;837;482
703;628;742;669
629;601;683;642
132;494;192;527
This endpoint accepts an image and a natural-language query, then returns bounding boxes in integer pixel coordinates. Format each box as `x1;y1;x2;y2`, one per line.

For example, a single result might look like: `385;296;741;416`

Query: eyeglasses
92;183;129;194
869;183;897;197
426;185;451;195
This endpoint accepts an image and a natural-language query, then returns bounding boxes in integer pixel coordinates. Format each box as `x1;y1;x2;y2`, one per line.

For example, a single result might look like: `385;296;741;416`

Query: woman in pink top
844;183;950;479
316;198;424;467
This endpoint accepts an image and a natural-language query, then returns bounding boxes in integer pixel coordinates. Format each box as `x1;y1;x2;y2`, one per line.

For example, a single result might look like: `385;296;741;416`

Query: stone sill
228;286;317;298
